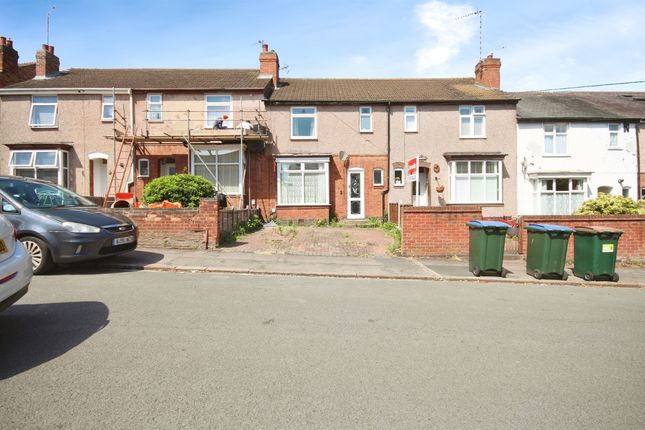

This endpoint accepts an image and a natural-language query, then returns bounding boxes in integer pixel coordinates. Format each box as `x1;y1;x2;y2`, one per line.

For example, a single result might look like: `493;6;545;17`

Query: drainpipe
637;120;642;199
381;102;391;219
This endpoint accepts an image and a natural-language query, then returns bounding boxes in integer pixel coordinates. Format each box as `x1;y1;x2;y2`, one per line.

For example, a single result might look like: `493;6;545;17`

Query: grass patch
220;214;263;244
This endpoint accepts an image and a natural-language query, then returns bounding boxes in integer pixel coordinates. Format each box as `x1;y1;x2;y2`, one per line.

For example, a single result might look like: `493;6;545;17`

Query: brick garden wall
108;198;219;249
401;206;482;257
275;206;330;223
518;215;645;259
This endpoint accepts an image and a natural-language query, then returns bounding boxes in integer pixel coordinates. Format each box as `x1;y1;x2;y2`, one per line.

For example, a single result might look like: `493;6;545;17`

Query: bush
575;193;643;215
142;174;215;208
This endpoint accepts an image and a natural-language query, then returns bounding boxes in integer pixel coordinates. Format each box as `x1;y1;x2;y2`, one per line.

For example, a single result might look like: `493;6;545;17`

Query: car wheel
20;236;55;275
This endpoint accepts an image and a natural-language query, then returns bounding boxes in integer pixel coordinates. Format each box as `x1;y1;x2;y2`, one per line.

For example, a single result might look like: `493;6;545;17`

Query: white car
0;215;32;312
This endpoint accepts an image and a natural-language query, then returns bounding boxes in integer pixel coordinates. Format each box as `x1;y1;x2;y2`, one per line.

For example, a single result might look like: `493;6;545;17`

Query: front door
413;168;429;206
347;168;364;219
92;159;108;197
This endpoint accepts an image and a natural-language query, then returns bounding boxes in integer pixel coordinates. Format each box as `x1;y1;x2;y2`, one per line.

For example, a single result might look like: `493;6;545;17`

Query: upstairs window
291;107;317;139
147;94;163;122
404;106;417;132
459;105;485;137
102;95;114;121
544;123;567;155
608;123;620;148
29;95;58;128
205;95;233;128
359;106;372;132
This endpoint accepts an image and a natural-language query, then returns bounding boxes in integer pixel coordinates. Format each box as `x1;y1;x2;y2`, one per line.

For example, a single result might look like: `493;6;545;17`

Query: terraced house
1;41;519;220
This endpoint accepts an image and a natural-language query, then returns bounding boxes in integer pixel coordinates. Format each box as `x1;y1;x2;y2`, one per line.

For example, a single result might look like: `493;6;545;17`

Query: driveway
220;225;394;257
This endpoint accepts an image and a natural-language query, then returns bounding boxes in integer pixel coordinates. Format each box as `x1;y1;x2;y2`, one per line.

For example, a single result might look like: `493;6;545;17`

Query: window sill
277;204;331;207
393;184;405;188
147;120;164;123
360;130;373;134
404;130;418;134
459;135;487;139
373;184;385;188
542;154;571;158
607;147;624;151
29;125;58;129
290;137;318;141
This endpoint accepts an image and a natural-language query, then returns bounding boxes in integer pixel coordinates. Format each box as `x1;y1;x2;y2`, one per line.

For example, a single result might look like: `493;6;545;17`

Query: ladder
103;127;136;208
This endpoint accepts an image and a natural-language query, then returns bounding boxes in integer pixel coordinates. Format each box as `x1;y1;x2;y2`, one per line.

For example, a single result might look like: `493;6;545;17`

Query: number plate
0;239;6;254
112;235;135;246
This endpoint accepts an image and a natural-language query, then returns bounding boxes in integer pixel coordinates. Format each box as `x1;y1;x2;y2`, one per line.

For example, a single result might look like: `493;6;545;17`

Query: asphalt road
1;269;644;429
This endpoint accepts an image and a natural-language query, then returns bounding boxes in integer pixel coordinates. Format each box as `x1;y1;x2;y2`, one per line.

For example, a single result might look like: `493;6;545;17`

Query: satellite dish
339;151;349;161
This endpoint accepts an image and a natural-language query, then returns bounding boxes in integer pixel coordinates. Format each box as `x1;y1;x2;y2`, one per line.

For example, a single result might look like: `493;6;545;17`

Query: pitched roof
4;68;271;90
515;92;645;121
268;78;516;103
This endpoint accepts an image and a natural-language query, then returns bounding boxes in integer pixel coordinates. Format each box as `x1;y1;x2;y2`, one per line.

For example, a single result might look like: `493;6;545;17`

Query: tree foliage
575;193;644;215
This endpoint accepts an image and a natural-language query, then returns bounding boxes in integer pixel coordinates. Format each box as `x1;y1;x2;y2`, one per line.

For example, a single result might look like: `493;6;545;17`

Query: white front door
347;168;365;219
414;168;429;206
93;159;108;196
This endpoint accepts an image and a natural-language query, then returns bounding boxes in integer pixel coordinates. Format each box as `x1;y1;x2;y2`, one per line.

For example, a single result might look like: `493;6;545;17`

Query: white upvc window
534;178;586;215
608;123;620;148
191;146;243;195
291;107;317;139
205;95;233;128
138;158;150;177
373;168;384;186
359;106;373;132
9;149;69;187
277;157;329;205
459;105;485;137
102;95;114;121
147;94;163;122
29;95;58;128
393;168;405;186
450;160;502;204
404;105;417;132
544;123;567;155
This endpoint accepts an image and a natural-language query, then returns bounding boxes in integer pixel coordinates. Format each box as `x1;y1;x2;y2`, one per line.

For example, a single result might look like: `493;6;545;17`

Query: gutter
0;88;131;95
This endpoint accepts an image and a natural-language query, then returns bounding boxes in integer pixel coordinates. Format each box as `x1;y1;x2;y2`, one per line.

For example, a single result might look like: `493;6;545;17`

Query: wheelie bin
525;224;574;280
466;220;509;277
573;226;623;282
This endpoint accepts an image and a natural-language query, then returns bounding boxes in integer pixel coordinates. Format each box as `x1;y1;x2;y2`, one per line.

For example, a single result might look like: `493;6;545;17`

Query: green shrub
380;222;401;255
575;193;643;215
221;214;264;244
142;174;215;208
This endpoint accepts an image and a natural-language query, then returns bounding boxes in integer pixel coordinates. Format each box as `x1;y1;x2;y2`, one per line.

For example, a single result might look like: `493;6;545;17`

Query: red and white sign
406;156;418;182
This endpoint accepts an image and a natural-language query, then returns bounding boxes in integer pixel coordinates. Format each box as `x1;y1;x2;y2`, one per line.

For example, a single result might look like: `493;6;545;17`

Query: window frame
137;158;150;178
276;157;330;206
359;106;373;132
543;122;568;156
204;94;233;128
146;93;163;122
8;149;69;186
459;105;486;138
449;160;502;204
404;105;417;132
608;123;621;149
290;106;317;139
101;95;114;121
29;95;58;128
373;168;384;186
393;168;405;187
534;177;586;215
191;145;243;196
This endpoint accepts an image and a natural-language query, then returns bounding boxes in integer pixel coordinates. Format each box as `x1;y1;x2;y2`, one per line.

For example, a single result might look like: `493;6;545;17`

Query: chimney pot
6;39;13;48
48;45;55;54
262;43;269;52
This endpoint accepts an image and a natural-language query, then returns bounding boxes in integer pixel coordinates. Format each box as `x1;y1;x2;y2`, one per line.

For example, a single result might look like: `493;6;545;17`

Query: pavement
95;248;645;288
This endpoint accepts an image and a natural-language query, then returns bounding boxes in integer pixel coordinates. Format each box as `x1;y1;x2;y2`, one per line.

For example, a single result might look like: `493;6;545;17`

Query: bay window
535;178;586;215
9;149;69;187
29;95;58;127
205;95;232;128
459;105;485;137
291;107;317;138
277;158;329;205
544;123;567;155
192;146;242;195
450;160;501;203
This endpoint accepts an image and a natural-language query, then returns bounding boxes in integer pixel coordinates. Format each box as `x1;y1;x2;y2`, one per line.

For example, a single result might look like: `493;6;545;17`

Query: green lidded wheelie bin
525;224;574;280
573;226;623;282
466;220;509;277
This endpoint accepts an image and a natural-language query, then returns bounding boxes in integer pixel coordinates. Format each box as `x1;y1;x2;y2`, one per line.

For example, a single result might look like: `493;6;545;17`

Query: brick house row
1;39;643;220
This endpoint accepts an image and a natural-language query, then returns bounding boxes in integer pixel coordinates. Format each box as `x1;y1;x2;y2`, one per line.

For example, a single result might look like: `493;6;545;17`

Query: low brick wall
401;206;482;257
518;215;645;259
108;198;219;249
276;205;330;223
219;208;259;237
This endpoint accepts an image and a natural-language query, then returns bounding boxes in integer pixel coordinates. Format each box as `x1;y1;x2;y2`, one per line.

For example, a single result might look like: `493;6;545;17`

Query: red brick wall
248;148;277;220
276;205;330;223
133;144;189;200
401;206;482;256
330;155;388;219
108;198;219;249
518;215;645;259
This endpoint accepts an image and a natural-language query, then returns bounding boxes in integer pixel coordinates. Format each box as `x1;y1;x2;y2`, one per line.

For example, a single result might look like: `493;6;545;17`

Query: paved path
1;271;644;429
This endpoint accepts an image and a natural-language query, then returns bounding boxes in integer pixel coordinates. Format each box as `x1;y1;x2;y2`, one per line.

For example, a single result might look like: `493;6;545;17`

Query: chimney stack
259;43;280;88
475;54;501;89
36;43;60;78
0;36;19;74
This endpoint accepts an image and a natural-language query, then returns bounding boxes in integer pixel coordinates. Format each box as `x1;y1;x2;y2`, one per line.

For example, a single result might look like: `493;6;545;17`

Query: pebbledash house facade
1;41;520;220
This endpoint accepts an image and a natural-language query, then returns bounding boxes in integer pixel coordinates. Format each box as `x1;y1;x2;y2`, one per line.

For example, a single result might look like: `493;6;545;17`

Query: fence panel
219;208;258;236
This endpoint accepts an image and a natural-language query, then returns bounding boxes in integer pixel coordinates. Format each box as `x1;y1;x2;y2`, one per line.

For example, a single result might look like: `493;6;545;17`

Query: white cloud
350;55;368;65
415;1;477;72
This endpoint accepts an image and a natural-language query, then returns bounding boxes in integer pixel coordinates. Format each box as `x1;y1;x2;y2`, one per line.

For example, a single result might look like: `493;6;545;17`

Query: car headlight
62;222;101;233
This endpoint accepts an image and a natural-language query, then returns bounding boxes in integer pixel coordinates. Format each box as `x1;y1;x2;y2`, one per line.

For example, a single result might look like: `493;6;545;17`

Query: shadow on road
52;250;165;275
0;301;109;380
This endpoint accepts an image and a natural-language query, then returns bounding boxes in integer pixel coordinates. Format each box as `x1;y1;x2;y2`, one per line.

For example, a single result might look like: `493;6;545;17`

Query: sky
1;0;644;91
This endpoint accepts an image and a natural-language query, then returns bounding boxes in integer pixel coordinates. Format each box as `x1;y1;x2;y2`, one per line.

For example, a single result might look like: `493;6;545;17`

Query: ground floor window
277;157;329;205
450;160;502;203
534;178;586;215
191;146;242;195
9;149;69;187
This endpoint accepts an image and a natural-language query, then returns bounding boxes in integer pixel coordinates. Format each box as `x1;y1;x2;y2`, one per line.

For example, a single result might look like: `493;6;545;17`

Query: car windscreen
0;178;98;209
